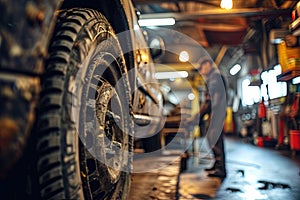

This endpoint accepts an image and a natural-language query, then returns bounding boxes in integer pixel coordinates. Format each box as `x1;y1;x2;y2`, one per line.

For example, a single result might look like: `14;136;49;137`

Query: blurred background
133;0;300;145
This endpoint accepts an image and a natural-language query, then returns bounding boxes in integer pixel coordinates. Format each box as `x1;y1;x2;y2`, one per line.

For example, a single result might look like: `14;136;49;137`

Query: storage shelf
277;70;300;81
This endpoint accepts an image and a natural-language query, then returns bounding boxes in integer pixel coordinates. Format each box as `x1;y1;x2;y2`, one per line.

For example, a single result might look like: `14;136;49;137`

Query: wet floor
179;137;300;200
129;136;300;200
129;154;181;200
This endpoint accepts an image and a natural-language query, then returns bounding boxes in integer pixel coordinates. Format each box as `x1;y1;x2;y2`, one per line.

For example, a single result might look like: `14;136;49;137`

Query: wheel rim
78;53;130;199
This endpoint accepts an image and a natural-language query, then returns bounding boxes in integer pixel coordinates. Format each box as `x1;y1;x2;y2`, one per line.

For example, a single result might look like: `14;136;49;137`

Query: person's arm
199;99;211;119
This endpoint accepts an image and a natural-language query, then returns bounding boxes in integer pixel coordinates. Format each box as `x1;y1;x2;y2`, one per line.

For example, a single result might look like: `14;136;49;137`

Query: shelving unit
277;4;300;82
275;4;300;153
277;70;300;81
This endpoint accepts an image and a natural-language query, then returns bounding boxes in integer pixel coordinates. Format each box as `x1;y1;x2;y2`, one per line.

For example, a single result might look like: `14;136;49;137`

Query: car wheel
36;8;133;200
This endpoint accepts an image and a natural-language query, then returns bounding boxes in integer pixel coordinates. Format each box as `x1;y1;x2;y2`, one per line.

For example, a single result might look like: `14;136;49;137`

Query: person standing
197;56;228;178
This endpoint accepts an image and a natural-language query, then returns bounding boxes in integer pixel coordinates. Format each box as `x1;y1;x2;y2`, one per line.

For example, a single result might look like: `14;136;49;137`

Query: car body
0;0;163;199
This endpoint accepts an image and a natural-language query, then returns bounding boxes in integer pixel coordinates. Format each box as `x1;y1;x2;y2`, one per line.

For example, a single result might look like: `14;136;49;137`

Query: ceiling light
138;18;175;27
188;93;195;100
230;64;241;75
155;71;188;79
220;0;233;10
179;51;189;62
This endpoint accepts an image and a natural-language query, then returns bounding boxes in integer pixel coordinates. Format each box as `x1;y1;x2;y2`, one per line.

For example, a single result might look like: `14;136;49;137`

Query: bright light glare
274;64;282;74
138;18;175;27
272;38;283;44
261;66;287;100
155;71;188;79
179;51;189;62
230;64;241;75
242;78;260;106
220;0;233;10
292;76;300;84
188;93;195;100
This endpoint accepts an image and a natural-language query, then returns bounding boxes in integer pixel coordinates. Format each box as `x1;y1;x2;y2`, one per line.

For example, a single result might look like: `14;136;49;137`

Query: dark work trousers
207;129;226;173
213;131;226;172
203;67;227;173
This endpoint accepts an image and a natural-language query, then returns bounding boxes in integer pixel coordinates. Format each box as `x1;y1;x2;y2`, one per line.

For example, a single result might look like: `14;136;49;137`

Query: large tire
36;8;133;200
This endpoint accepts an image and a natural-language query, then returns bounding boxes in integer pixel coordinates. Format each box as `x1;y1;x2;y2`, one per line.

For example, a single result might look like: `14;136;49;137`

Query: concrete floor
129;136;300;200
129;154;181;200
179;137;300;200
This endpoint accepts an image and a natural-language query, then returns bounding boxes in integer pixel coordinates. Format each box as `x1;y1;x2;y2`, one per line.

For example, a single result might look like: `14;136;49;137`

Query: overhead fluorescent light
138;18;175;27
230;64;241;75
155;71;188;79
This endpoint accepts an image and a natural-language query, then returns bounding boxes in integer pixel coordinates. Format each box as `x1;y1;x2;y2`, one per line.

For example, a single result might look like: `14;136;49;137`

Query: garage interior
132;0;300;136
130;0;300;199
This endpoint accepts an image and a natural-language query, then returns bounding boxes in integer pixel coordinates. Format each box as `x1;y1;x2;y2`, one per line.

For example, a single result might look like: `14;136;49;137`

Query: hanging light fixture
220;0;233;10
230;64;241;75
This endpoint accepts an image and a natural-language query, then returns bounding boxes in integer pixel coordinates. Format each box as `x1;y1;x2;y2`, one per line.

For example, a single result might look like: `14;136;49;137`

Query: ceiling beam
133;0;220;6
139;8;292;20
214;45;227;67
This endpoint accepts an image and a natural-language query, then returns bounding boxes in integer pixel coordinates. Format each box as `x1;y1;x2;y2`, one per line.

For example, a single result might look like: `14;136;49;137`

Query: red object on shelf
278;116;285;145
258;101;267;119
290;130;300;150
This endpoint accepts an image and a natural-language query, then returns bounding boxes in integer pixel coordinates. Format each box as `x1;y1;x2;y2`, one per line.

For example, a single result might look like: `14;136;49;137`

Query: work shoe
207;169;226;178
204;166;216;171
